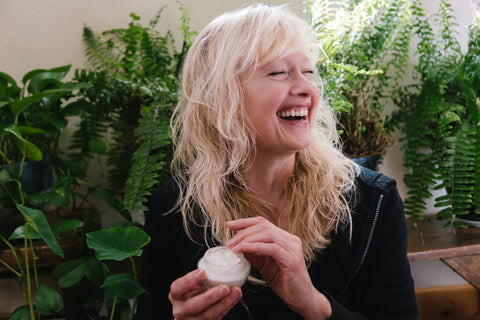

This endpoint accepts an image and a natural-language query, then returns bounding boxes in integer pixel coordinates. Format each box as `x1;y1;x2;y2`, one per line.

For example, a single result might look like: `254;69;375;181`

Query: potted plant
304;0;415;169
394;0;480;227
67;5;195;192
0;63;137;319
47;6;196;320
0;65;91;319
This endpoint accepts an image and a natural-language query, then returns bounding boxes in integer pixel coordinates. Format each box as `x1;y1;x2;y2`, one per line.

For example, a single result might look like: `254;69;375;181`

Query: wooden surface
415;283;480;320
407;215;480;261
443;254;480;291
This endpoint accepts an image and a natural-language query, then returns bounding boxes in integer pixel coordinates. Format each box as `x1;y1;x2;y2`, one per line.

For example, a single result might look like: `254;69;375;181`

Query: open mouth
276;108;308;121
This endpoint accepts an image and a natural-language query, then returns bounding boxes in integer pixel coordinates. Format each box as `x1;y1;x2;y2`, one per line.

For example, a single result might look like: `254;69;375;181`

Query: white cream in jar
197;246;251;288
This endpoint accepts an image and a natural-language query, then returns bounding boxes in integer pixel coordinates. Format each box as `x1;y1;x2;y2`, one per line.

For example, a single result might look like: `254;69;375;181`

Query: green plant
69;5;194;192
0;66;90;319
0;63;136;320
304;0;414;158
394;0;480;226
43;6;195;320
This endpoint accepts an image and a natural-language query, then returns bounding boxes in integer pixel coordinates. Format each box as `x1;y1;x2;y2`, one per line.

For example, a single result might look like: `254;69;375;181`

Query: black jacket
136;167;419;319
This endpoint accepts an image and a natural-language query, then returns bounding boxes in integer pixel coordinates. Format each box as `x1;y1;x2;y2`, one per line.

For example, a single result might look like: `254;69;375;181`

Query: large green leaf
9;306;30;320
86;227;150;261
9;89;71;116
53;256;106;288
16;205;64;258
101;273;146;300
35;284;63;315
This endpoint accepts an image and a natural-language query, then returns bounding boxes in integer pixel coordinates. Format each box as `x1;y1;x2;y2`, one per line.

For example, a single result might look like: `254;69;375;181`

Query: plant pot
0;158;53;239
455;207;480;228
0;236;82;272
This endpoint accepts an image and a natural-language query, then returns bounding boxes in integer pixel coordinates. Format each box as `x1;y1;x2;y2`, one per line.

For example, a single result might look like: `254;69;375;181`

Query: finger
239;241;289;264
228;224;298;253
170;269;206;300
227;217;281;248
227;216;270;230
201;287;243;319
227;223;268;249
180;284;233;316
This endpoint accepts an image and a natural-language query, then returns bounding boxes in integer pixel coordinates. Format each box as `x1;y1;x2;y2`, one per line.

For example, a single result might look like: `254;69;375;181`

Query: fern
71;6;193;192
123;105;171;212
398;4;480;222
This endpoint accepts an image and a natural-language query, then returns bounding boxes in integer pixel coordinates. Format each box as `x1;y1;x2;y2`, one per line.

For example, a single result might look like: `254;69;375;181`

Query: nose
289;74;317;97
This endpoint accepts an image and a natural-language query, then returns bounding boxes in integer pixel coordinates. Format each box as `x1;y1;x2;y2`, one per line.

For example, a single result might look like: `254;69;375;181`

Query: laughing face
241;51;319;158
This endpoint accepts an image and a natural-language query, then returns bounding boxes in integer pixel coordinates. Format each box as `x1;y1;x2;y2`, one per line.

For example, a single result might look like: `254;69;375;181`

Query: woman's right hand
169;269;243;320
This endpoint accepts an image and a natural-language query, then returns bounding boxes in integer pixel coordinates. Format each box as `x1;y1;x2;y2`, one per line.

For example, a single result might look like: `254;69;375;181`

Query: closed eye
268;71;286;76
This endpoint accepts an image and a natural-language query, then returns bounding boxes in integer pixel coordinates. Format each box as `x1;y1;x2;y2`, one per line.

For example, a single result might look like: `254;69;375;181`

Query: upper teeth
277;108;308;118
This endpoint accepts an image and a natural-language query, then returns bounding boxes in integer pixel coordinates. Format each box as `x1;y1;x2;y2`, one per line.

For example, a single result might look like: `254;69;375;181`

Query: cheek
244;85;282;116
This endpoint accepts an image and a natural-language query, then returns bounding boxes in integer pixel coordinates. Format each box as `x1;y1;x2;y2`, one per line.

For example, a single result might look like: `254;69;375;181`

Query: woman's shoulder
355;165;397;193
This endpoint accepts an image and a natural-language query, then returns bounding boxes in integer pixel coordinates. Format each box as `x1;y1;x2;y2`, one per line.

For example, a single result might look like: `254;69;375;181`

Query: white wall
0;0;303;81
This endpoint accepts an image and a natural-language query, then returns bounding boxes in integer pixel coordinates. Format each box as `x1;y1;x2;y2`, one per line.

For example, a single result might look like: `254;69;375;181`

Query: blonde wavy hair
171;3;359;264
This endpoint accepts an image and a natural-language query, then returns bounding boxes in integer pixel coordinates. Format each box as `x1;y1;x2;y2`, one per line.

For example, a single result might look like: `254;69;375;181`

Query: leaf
53;256;106;288
3;124;44;161
101;273;146;300
35;284;63;315
53;258;89;288
16;205;64;258
89;139;109;155
8;225;41;240
52;219;84;235
86;226;150;261
9;89;71;116
9;306;30;320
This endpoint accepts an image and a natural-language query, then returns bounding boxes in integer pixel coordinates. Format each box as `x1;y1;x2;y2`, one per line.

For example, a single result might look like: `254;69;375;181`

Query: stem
24;225;35;320
0;234;24;274
29;239;40;288
1;179;25;206
109;298;117;320
129;256;138;320
0;259;22;277
129;256;137;281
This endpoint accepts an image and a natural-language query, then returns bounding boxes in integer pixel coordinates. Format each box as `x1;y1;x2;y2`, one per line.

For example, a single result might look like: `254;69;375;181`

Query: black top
136;168;420;319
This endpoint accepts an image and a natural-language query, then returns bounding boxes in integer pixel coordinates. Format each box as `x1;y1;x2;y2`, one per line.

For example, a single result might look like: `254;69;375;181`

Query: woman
136;4;419;320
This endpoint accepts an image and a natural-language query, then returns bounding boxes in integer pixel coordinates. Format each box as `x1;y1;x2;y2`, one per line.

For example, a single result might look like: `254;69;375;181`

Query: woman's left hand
226;217;331;320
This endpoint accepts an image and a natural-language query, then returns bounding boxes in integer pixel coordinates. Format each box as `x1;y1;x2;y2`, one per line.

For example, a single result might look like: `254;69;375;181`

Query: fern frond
82;26;122;73
123;105;172;212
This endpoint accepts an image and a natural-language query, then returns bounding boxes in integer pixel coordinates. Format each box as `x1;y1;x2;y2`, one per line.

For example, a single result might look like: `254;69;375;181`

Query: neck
244;153;296;218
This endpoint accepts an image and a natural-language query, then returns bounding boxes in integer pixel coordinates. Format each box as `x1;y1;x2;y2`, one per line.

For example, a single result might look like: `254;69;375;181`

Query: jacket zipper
356;193;384;272
338;193;384;298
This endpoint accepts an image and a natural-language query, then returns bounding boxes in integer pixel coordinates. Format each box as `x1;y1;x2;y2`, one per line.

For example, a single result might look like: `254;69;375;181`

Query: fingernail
196;269;205;280
232;287;242;299
232;244;241;253
219;284;230;295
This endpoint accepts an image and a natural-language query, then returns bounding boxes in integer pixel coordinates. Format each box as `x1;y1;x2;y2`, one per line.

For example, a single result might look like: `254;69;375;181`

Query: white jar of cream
197;246;251;288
